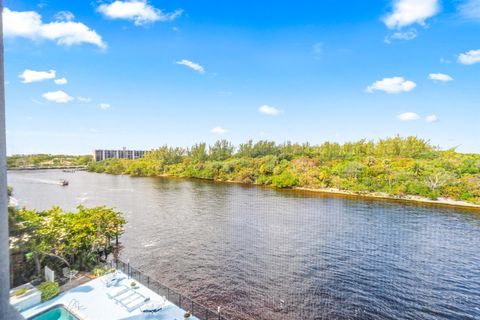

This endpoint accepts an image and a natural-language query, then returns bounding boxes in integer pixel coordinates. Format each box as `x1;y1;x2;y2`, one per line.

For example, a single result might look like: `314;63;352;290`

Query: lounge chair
113;289;137;303
107;285;129;299
114;288;150;312
140;300;165;316
102;272;123;287
125;296;149;312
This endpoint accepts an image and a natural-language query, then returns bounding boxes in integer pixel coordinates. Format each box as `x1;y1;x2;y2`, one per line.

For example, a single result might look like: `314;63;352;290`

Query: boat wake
19;178;64;185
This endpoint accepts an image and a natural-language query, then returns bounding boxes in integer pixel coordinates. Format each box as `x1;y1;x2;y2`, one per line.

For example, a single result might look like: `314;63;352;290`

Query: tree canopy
87;136;480;204
9;205;126;278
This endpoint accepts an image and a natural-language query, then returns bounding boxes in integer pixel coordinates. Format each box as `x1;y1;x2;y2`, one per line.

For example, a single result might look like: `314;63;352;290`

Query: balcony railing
112;259;229;320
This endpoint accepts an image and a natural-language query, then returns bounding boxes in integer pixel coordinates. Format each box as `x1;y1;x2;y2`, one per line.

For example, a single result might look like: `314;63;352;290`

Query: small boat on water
59;179;69;186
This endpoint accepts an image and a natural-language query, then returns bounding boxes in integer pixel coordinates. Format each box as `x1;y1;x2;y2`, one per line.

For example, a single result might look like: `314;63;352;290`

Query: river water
7;170;480;320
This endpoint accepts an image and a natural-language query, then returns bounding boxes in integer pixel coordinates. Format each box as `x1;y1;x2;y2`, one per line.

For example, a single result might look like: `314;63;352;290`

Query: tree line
7;154;93;168
87;136;480;204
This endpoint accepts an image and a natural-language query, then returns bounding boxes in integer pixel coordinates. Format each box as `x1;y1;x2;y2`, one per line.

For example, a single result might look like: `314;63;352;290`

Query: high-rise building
94;148;146;162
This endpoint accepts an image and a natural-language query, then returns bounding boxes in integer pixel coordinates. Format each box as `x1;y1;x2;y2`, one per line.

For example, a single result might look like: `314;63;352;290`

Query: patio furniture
101;272;123;287
62;267;79;282
140;298;166;316
114;287;150;312
107;285;130;299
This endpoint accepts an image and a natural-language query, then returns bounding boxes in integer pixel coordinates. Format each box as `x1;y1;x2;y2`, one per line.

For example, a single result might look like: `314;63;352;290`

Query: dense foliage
9;205;126;280
87;136;480;204
37;281;60;302
7;154;93;168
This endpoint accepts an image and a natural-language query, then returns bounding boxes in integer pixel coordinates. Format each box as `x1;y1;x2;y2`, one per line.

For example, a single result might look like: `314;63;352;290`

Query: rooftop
20;271;199;320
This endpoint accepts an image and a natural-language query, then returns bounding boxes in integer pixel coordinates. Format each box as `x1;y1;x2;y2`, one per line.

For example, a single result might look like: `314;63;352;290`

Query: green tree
209;140;234;161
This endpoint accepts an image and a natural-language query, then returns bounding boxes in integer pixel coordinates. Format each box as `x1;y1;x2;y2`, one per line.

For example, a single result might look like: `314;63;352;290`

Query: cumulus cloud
458;49;480;65
42;91;74;103
458;0;480;20
425;114;439;123
383;0;440;29
19;69;56;83
259;105;282;115
366;77;416;94
176;59;205;73
99;103;111;110
397;112;421;121
3;8;106;48
97;0;183;26
77;97;92;102
429;73;453;82
210;126;227;134
54;77;68;85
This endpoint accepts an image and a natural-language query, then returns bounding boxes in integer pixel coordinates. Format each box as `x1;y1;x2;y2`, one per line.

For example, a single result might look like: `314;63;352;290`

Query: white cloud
42;91;74;103
429;73;453;82
176;59;205;73
397;112;421;121
425;114;439;123
54;11;75;22
458;0;480;20
97;1;183;26
99;103;111;110
259;105;282;115
383;0;440;29
54;77;68;85
77;96;92;103
366;77;416;94
210;126;227;134
458;49;480;65
3;8;106;48
440;58;452;64
19;69;56;83
385;29;417;43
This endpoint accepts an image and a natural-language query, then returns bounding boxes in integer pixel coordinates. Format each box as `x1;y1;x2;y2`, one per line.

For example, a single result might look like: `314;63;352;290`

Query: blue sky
3;0;480;154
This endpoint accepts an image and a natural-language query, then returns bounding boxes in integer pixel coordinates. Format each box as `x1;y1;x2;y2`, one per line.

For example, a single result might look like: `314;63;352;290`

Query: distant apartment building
94;148;147;162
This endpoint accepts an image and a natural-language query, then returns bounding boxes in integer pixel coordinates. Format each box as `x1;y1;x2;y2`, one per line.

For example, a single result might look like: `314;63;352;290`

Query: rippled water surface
8;170;480;320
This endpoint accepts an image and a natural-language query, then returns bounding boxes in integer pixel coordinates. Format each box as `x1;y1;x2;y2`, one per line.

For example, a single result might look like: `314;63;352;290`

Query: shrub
37;282;60;302
271;170;299;188
92;266;115;277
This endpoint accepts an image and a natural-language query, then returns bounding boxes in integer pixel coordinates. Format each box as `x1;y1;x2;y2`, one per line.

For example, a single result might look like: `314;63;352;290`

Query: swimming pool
28;305;80;320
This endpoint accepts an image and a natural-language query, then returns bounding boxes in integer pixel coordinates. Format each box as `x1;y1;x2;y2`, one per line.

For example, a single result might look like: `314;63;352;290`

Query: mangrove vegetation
87;136;480;205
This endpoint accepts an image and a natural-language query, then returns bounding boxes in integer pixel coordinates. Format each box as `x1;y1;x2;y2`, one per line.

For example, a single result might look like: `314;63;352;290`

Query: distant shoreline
153;173;480;211
8;166;87;171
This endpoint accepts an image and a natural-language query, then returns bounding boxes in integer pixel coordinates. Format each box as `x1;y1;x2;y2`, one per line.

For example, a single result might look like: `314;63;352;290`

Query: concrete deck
21;271;199;320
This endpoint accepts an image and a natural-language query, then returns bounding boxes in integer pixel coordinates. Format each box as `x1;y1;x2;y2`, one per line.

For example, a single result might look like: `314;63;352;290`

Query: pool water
28;305;79;320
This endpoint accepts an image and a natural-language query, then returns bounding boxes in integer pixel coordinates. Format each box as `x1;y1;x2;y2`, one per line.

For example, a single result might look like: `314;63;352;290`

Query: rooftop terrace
21;270;200;320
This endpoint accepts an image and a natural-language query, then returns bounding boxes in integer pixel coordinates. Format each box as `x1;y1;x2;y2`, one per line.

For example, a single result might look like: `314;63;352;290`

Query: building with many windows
94;148;147;162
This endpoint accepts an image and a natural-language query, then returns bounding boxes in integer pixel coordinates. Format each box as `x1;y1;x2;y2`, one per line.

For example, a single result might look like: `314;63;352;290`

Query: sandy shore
293;187;480;210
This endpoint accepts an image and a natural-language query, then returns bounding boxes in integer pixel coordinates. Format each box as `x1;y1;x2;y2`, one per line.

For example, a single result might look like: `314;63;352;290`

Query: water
8;170;480;320
27;305;79;320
